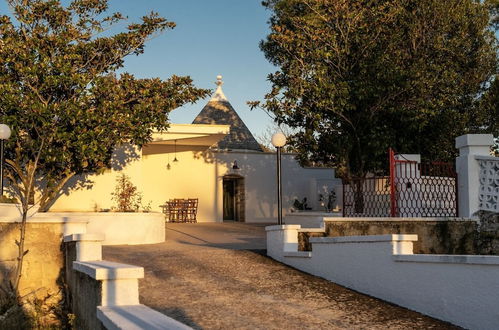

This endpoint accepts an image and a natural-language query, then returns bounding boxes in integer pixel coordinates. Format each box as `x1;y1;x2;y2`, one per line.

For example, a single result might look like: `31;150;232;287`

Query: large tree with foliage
256;0;498;179
0;0;208;296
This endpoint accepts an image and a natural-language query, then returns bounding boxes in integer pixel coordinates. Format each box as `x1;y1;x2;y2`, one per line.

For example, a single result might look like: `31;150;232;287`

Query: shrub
111;174;143;212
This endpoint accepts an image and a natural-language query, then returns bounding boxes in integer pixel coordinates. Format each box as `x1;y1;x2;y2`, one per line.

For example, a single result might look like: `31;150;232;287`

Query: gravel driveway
103;223;458;330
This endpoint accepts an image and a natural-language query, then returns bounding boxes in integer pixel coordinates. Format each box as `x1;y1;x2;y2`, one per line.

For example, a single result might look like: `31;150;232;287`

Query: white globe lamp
0;124;11;140
271;132;287;148
271;131;286;225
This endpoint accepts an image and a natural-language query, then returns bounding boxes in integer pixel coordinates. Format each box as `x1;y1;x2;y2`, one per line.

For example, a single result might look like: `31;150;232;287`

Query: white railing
477;156;499;213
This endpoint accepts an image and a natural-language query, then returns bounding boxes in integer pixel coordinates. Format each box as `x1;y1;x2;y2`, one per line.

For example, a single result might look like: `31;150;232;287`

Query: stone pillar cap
455;134;493;149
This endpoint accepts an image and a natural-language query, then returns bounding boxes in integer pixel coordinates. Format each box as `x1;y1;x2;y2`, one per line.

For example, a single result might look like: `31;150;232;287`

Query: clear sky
106;0;276;138
0;0;277;139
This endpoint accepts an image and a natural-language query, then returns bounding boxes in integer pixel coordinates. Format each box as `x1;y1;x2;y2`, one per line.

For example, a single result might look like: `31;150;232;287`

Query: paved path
103;223;457;330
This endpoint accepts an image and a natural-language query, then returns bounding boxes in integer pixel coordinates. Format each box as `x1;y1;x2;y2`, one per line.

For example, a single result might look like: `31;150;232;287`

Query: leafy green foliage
257;0;498;178
0;0;209;297
0;0;210;210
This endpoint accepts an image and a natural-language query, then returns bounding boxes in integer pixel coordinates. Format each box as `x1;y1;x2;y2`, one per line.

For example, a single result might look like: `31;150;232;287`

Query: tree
478;74;499;156
255;122;297;152
256;0;498;181
0;0;209;296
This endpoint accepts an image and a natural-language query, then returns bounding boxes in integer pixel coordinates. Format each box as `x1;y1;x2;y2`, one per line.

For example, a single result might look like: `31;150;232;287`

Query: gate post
455;134;494;218
389;148;397;217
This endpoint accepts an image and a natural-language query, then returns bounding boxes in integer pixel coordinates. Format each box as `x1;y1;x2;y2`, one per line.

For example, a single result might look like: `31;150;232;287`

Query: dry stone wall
65;241;104;330
298;219;478;254
0;222;67;327
477;211;499;254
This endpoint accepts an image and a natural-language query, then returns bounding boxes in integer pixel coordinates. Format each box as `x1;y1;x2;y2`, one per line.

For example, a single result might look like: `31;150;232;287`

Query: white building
50;76;341;222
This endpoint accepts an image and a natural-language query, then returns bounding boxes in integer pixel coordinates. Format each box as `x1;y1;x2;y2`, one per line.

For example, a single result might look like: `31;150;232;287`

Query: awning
149;124;230;147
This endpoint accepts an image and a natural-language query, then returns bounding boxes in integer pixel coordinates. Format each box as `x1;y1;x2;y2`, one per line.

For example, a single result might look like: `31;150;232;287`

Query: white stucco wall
49;144;144;213
267;225;499;330
48;145;339;223
216;151;337;223
36;212;165;245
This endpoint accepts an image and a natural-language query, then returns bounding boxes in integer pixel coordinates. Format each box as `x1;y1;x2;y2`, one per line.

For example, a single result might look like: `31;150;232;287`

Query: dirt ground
103;223;459;330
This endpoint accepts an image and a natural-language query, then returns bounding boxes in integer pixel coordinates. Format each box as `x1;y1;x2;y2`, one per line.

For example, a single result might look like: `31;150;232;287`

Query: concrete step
97;304;192;330
73;260;144;306
64;233;105;261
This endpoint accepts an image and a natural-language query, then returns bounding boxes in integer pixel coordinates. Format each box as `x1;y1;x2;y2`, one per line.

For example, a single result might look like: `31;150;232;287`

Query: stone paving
103;223;459;330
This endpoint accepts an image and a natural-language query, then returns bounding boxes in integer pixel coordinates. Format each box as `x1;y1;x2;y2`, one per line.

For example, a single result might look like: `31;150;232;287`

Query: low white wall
0;213;88;236
38;212;165;245
284;212;342;228
66;233;191;329
0;203;39;220
267;225;499;330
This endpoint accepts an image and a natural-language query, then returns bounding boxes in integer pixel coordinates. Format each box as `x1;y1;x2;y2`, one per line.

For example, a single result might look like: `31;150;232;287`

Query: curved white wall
38;212;165;245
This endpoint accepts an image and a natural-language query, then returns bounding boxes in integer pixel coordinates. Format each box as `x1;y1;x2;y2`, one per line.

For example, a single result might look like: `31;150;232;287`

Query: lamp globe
271;132;287;148
0;124;11;140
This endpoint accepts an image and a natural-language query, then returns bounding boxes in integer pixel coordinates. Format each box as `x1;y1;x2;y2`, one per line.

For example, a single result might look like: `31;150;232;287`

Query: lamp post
0;124;11;197
271;132;286;225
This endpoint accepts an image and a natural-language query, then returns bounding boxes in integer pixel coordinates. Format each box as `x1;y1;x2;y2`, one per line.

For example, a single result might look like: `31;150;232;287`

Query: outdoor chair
161;198;197;223
159;203;170;220
170;199;186;222
185;198;198;223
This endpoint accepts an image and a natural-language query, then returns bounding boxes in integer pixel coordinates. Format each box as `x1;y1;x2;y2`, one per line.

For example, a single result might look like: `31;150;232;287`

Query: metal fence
392;160;457;217
343;177;391;217
343;150;458;217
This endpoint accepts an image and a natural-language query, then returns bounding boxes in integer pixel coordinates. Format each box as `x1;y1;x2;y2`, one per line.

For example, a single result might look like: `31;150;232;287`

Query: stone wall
0;222;64;298
0;217;86;327
477;211;499;254
0;222;65;326
64;241;104;330
298;219;477;254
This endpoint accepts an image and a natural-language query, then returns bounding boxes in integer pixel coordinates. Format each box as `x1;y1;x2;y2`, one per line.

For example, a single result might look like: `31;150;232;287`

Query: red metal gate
343;149;458;217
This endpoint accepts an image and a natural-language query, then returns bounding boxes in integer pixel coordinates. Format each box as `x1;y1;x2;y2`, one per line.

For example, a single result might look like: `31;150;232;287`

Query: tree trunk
353;178;365;214
12;206;28;297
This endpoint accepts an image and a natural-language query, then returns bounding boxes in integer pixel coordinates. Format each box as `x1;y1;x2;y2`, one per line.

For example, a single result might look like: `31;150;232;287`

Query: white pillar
455;134;494;218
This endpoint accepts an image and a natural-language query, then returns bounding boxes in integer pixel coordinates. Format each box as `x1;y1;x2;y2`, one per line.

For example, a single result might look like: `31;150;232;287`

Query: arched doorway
223;175;245;222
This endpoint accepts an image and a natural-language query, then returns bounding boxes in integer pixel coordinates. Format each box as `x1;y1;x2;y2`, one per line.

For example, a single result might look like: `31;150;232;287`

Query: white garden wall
267;225;499;330
35;212;165;245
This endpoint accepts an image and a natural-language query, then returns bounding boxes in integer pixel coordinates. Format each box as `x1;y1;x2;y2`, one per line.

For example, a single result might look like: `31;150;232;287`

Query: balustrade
477;156;499;213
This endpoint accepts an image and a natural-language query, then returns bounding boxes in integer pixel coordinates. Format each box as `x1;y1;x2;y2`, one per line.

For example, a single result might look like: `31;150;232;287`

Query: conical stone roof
192;76;263;152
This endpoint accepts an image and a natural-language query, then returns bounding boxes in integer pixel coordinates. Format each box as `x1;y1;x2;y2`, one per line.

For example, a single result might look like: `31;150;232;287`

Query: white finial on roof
210;74;227;101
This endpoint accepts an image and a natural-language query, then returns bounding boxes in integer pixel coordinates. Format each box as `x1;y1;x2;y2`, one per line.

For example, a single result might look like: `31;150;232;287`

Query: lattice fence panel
478;159;499;213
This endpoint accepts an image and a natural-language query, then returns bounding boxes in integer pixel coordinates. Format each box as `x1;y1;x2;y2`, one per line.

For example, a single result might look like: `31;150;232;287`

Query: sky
103;0;277;139
105;0;277;139
0;0;277;139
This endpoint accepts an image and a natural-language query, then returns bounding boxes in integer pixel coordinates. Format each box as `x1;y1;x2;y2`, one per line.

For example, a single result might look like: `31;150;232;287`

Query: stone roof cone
192;75;263;152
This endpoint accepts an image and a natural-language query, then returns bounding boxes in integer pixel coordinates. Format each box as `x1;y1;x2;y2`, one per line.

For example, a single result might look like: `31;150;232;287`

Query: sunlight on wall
50;145;337;223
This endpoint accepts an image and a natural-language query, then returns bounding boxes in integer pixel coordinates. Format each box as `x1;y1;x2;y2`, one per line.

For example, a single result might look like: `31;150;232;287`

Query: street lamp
0;124;11;197
271;132;286;225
